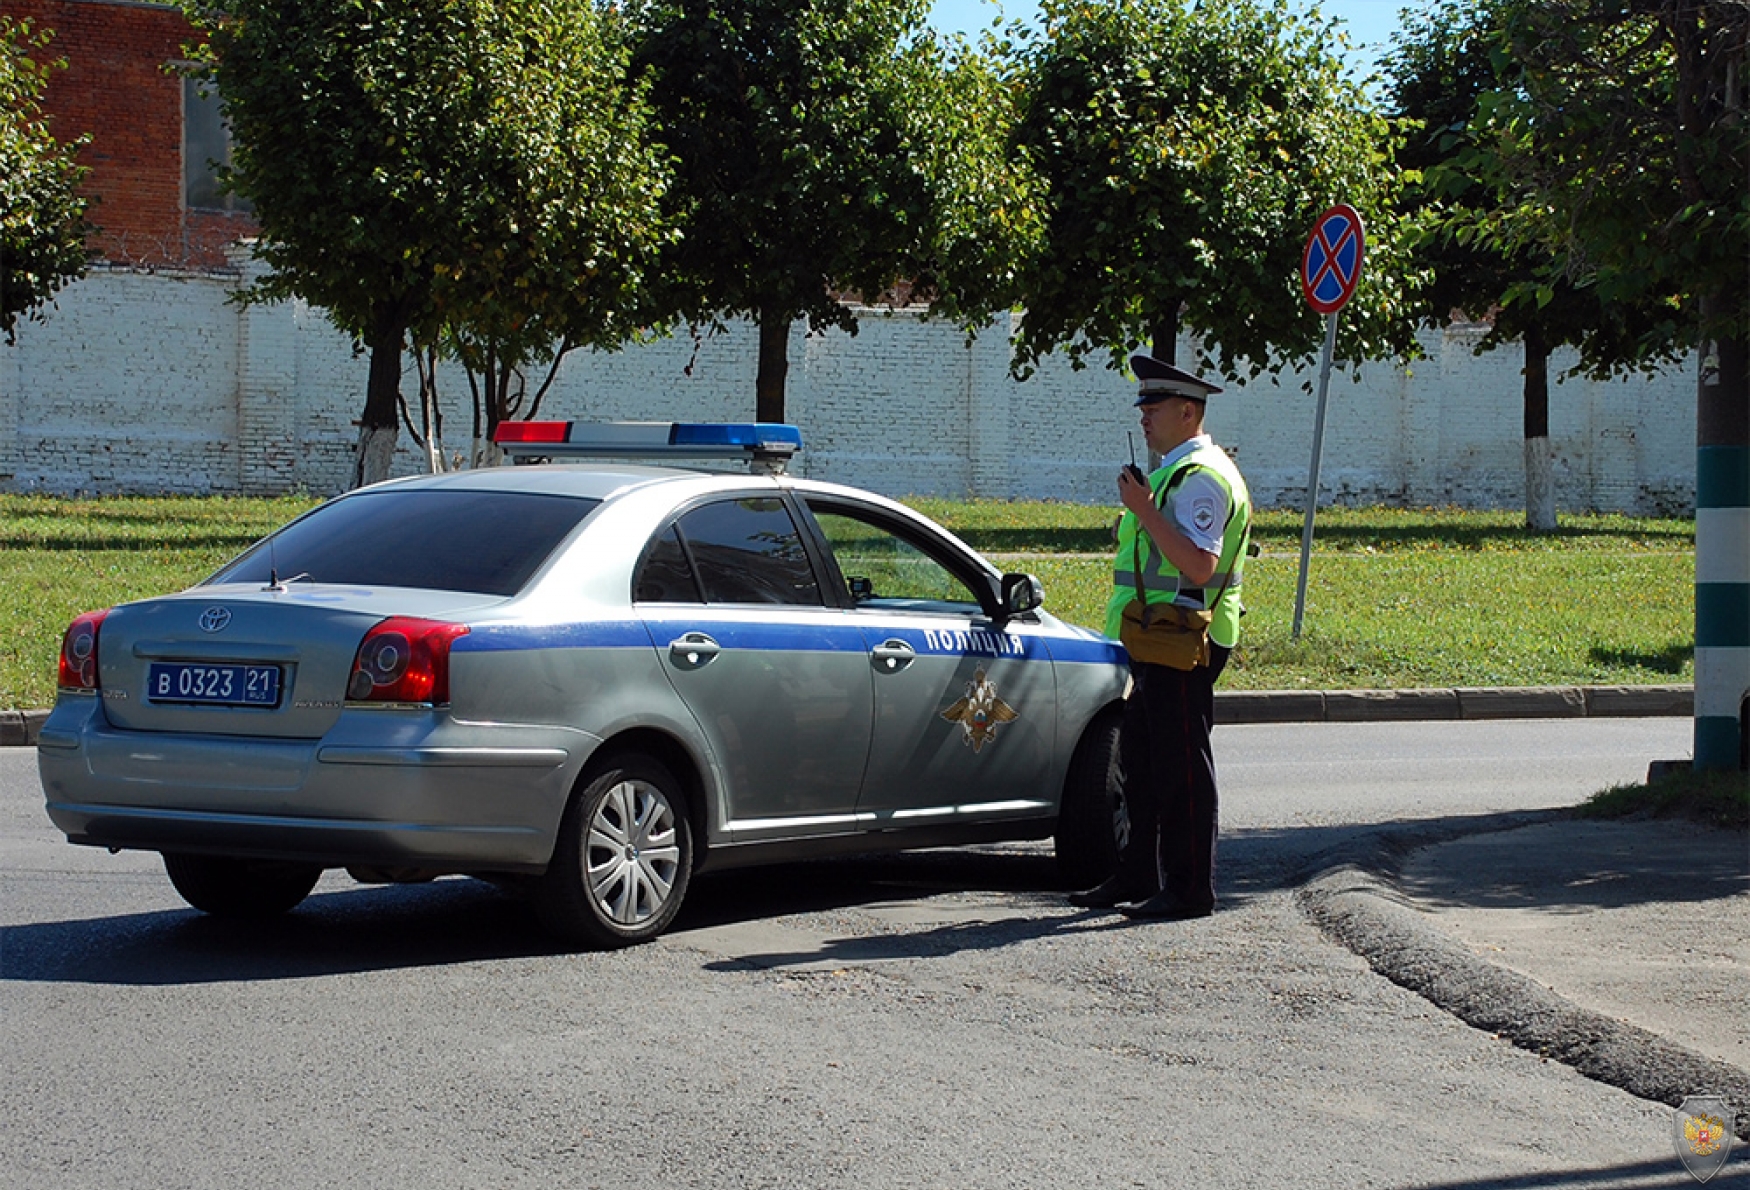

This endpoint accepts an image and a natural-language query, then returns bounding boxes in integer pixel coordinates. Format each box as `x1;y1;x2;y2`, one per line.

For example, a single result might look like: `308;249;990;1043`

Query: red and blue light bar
493;421;802;467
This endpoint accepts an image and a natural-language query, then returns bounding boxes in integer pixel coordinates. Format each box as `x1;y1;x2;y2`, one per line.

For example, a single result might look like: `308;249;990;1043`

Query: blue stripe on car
1045;633;1128;665
454;619;1097;664
658;621;870;653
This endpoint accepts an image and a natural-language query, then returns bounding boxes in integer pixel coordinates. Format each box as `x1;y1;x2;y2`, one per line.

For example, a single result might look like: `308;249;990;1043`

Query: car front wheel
1054;712;1125;888
162;853;323;918
533;753;693;948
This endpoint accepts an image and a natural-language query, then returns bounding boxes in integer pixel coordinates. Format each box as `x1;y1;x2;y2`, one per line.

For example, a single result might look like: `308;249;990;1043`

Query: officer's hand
1117;466;1152;516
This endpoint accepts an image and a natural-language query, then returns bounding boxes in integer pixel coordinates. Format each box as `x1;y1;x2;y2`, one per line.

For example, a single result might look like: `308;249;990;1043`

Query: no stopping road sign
1300;204;1365;314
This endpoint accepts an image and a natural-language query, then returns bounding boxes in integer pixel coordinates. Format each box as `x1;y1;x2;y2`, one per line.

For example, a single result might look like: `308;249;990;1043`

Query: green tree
1459;0;1747;769
628;0;1024;422
407;1;671;467
1384;0;1679;530
1460;1;1745;364
188;0;668;485
905;28;1046;332
0;17;91;344
1008;0;1421;381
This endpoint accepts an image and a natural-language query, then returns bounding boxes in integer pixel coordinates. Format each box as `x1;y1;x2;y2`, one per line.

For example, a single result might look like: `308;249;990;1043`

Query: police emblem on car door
941;668;1018;753
803;500;1057;827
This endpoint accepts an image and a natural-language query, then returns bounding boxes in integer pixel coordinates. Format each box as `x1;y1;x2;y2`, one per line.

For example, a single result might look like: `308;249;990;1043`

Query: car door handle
871;639;916;674
668;632;721;670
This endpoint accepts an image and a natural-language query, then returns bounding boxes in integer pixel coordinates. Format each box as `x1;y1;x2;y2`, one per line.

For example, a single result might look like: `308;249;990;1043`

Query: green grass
2;494;320;711
0;493;1697;709
909;499;1695;556
1580;767;1750;830
922;500;1695;692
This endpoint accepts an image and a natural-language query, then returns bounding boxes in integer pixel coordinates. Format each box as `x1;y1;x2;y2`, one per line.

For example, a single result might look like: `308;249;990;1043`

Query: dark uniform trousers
1116;643;1230;910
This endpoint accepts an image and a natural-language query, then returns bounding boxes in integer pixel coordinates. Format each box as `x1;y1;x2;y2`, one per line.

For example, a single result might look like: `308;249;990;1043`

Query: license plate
146;662;282;708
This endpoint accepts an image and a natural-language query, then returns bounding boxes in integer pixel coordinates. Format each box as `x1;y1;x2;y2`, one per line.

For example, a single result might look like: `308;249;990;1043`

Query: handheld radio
1124;433;1147;485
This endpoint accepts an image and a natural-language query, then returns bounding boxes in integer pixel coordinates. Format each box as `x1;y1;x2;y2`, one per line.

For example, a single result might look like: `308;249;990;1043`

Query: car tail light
346;617;470;705
58;609;112;692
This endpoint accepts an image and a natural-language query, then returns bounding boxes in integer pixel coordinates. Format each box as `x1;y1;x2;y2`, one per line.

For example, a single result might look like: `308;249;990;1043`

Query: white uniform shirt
1156;434;1231;556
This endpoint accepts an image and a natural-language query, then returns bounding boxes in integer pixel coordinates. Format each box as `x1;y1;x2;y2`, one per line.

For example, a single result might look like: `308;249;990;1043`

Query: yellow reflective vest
1103;442;1252;649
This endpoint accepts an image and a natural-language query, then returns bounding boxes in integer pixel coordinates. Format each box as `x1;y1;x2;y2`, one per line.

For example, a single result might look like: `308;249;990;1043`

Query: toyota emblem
198;606;232;633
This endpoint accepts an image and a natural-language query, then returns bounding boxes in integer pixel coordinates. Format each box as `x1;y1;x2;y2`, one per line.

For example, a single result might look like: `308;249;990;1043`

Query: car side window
634;525;703;603
810;507;983;614
670;498;823;606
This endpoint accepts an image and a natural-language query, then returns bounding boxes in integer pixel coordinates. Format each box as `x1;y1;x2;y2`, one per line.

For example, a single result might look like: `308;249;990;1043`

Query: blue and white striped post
1694;330;1749;772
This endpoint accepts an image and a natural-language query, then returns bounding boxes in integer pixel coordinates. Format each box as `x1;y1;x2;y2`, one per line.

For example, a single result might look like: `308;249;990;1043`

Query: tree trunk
1149;307;1180;365
1522;323;1555;531
420;366;442;474
756;309;790;423
353;318;405;489
482;352;508;468
1693;297;1750;772
1145;306;1185;468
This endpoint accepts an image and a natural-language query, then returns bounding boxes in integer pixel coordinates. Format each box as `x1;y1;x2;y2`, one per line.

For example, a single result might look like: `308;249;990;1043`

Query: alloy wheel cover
586;779;681;925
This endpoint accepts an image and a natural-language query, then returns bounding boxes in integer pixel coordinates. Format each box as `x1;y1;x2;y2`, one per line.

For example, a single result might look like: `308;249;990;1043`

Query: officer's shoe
1116;892;1213;921
1067;877;1131;909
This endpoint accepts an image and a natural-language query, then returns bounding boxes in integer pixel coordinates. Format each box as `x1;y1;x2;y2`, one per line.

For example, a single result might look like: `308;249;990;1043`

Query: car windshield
211;489;601;597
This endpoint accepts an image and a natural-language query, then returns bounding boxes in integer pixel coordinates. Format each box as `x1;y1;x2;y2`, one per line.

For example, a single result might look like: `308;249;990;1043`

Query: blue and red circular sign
1300;204;1365;314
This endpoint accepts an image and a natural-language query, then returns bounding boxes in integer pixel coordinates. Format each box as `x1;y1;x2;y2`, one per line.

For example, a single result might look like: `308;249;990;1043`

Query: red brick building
6;0;254;271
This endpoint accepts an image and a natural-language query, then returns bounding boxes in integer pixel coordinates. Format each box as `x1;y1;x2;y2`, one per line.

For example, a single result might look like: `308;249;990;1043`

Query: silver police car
39;423;1129;947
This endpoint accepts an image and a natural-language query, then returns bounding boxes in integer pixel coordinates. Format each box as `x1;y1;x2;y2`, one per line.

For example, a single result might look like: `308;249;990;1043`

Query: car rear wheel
162;853;324;918
533;753;693;948
1054;712;1125;888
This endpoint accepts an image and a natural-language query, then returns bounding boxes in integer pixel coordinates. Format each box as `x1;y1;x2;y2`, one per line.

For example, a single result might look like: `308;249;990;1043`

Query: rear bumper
45;800;557;873
37;698;591;872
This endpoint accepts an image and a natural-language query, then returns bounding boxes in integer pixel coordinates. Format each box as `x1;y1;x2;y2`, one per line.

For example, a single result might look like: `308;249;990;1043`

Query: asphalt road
1;718;1716;1190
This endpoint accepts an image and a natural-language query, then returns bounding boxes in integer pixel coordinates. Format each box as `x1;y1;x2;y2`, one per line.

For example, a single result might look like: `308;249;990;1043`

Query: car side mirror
1000;572;1043;618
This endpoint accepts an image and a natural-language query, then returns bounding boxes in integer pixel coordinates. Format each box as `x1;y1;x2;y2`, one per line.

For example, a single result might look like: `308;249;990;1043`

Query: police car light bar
493;421;803;468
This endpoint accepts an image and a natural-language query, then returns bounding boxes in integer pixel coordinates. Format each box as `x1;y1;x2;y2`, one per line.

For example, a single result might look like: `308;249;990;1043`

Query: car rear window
211;489;601;596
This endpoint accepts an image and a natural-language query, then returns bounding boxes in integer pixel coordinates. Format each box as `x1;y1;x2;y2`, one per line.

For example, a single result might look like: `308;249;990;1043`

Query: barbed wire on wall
92;216;253;276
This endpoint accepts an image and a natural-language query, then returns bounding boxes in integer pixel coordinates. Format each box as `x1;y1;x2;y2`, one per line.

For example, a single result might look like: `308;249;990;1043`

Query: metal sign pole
1292;310;1339;640
1294;202;1364;640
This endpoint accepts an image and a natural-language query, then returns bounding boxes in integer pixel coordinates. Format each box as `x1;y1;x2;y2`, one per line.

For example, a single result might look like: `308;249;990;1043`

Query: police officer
1070;353;1252;920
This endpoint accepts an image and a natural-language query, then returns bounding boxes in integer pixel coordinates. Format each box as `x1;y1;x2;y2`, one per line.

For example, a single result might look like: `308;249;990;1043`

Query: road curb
0;709;50;748
1;684;1696;746
1217;684;1692;725
1299;847;1750;1124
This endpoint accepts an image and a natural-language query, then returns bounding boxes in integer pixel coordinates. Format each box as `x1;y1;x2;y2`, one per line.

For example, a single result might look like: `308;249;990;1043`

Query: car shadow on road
0;846;1144;985
0;849;1080;986
0;878;566;985
676;844;1065;928
7;807;1692;985
674;846;1138;961
672;810;1583;970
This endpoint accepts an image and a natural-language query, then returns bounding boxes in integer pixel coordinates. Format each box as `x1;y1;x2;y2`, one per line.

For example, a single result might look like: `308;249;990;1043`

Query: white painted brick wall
0;264;1700;513
4;266;240;494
